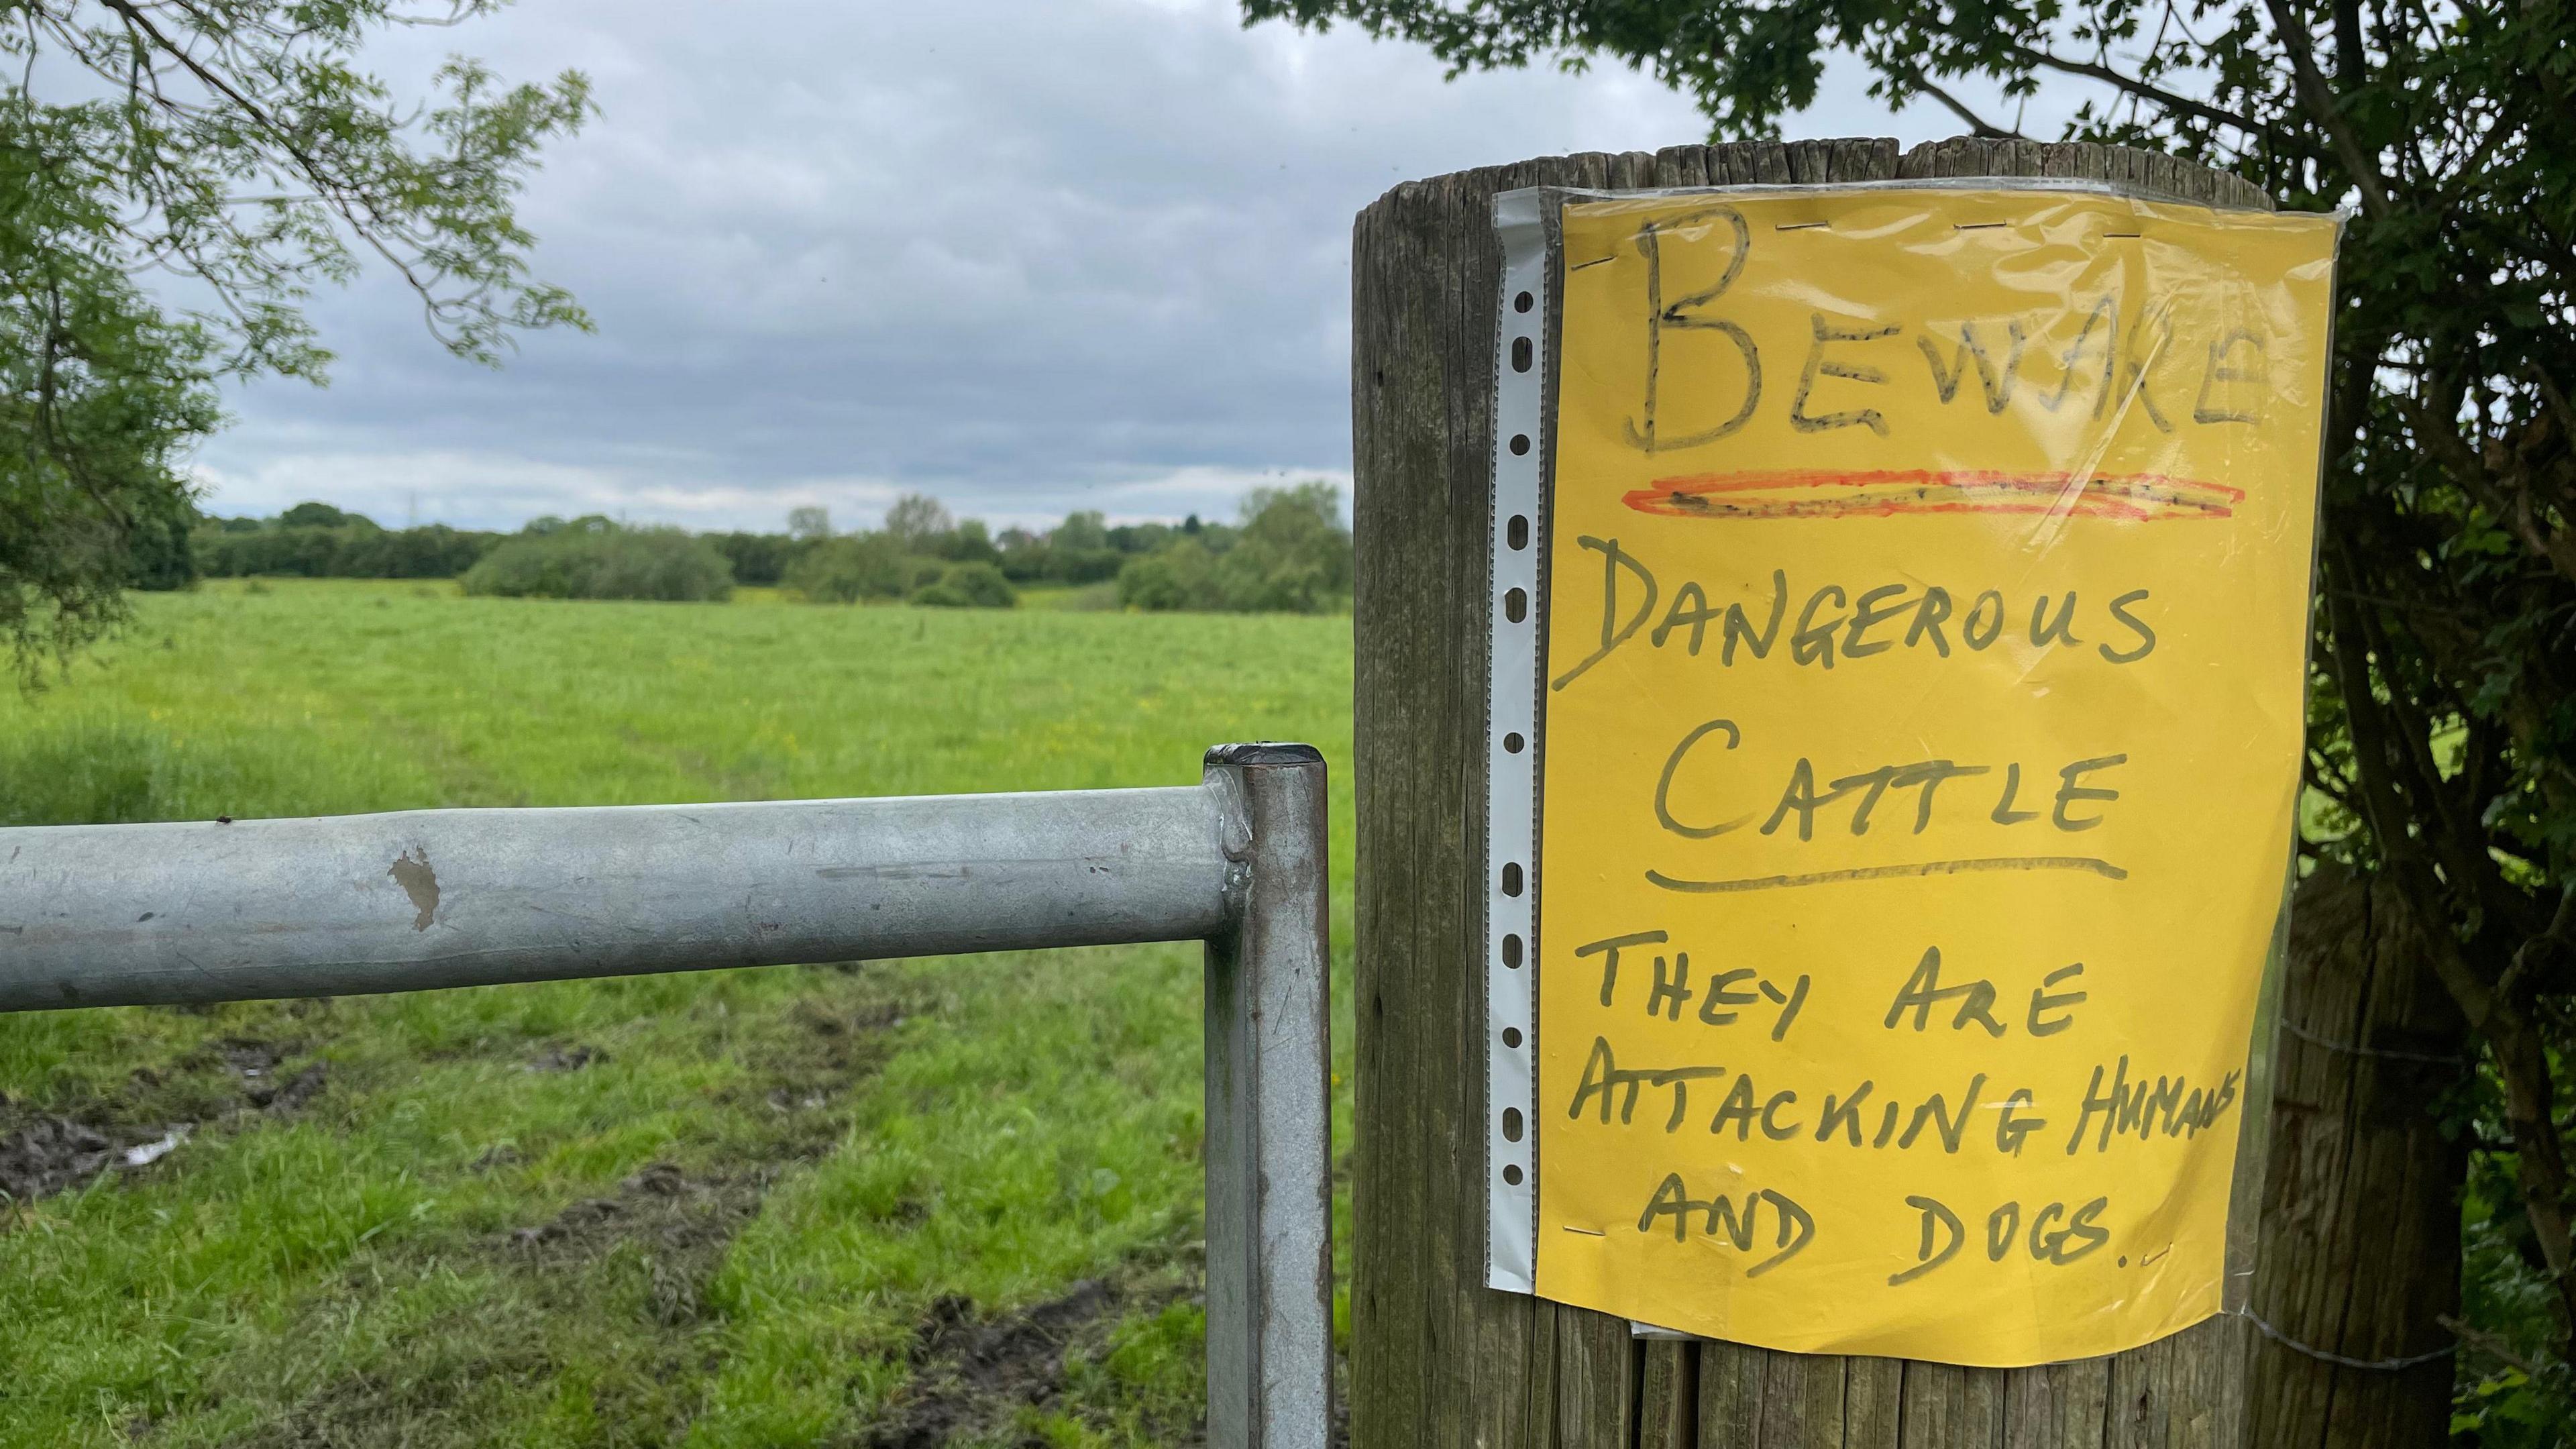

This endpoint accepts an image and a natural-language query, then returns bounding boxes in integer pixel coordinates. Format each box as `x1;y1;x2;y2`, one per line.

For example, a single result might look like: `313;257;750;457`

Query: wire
2241;1308;2457;1372
2281;1018;2467;1067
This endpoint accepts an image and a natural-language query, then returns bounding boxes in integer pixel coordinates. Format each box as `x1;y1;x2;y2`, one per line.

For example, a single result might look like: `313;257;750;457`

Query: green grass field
0;579;1353;1448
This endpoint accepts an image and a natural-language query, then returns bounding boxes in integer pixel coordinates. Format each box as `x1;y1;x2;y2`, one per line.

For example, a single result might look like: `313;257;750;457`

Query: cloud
191;0;1989;533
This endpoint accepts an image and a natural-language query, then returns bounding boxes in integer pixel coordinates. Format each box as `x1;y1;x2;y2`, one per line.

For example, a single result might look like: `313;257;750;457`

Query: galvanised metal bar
1202;744;1333;1449
0;786;1232;1011
0;746;1334;1448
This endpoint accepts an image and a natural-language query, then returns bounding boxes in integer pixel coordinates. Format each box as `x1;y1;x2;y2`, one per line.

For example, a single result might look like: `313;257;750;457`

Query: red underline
1623;469;2243;522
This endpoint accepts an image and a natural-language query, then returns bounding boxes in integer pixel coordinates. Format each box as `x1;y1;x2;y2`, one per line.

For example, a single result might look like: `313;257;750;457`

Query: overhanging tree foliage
1;0;589;682
1247;0;2575;1425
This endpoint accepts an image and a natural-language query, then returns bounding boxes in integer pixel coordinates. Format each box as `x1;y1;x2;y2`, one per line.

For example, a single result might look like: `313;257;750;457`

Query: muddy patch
0;1116;197;1204
217;1040;329;1112
0;1038;327;1206
492;998;914;1309
523;1044;604;1073
511;1161;759;1256
504;1161;772;1329
243;1063;328;1114
172;978;920;1445
0;1116;129;1201
864;1276;1196;1448
209;1038;331;1116
225;1348;557;1449
0;1113;193;1205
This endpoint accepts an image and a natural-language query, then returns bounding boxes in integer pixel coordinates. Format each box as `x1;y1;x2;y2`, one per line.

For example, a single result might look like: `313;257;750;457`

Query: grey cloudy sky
192;0;2035;535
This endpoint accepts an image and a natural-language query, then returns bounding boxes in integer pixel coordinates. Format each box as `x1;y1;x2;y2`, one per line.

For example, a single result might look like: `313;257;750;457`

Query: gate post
1348;138;2268;1448
1203;743;1334;1448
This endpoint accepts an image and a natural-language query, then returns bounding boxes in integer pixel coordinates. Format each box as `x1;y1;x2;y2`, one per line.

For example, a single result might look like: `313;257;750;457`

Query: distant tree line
461;516;735;602
772;483;1351;613
1114;482;1352;614
174;483;1352;613
193;502;503;581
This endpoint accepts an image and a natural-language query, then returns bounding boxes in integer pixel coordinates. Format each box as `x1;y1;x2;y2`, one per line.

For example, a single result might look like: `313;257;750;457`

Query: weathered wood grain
2249;867;2464;1446
1350;136;2270;1449
1640;1340;1699;1449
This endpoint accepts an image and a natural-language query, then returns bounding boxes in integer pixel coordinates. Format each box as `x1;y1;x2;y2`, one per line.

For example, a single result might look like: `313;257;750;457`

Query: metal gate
0;741;1331;1448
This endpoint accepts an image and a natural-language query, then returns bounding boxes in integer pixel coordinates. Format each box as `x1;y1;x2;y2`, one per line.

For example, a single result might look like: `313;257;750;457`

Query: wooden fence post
1349;136;2272;1449
2251;865;2465;1446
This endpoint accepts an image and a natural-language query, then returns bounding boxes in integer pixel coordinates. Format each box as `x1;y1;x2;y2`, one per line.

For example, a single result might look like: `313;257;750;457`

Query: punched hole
1511;337;1533;372
1514;290;1534;313
1503;1108;1525;1142
1501;1027;1523;1049
1503;732;1524;754
1502;933;1523;967
1502;1163;1524;1185
1509;433;1531;456
1507;515;1529;550
1504;588;1527;623
1501;862;1523;897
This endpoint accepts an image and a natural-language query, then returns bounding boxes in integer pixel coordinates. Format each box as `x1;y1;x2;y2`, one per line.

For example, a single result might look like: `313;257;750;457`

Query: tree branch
2008;43;2267;136
1911;74;2025;138
2327;561;2576;1325
2259;0;2396;215
2393;390;2576;586
93;0;458;336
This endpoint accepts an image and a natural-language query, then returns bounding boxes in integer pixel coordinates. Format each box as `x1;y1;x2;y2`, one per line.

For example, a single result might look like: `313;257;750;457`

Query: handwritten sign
1513;187;2339;1365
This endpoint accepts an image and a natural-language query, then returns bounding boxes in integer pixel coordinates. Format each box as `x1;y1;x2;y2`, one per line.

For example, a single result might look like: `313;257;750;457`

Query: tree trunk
1349;136;2269;1449
2251;865;2466;1446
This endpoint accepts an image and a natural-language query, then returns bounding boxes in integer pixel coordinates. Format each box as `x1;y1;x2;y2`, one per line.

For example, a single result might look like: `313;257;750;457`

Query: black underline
1645;857;2129;893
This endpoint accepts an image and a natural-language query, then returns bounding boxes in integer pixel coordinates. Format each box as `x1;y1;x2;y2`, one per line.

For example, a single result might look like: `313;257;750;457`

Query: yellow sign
1528;188;2339;1365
